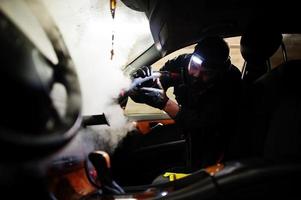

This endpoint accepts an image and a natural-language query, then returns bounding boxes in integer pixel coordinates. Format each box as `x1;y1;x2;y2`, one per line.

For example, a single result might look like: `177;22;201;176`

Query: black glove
132;66;152;79
131;65;157;89
159;71;181;90
130;79;169;109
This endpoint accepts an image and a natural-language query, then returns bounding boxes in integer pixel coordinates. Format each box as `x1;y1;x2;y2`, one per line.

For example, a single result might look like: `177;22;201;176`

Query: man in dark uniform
130;36;242;169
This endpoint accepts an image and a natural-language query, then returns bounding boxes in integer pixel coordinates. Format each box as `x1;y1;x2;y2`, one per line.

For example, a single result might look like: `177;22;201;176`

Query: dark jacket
160;54;242;169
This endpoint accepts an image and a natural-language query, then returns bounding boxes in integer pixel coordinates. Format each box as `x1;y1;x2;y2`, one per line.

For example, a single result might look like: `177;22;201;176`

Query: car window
124;36;244;117
39;0;154;115
270;34;301;68
124;34;301;117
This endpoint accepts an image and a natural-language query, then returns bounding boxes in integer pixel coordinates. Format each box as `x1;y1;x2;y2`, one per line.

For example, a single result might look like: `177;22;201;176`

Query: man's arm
130;82;213;132
163;99;180;119
164;97;218;133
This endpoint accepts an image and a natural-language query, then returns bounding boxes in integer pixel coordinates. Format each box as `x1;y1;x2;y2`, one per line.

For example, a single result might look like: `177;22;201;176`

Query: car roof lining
122;0;301;57
122;0;301;76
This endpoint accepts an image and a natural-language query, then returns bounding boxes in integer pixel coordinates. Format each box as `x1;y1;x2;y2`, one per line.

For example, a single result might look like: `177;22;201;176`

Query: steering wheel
0;2;82;161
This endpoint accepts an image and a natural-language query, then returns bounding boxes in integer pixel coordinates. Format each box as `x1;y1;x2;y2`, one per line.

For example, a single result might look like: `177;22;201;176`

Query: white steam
43;0;153;154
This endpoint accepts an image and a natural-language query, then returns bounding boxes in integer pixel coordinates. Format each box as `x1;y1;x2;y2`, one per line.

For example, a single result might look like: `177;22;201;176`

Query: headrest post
281;42;288;62
266;59;271;72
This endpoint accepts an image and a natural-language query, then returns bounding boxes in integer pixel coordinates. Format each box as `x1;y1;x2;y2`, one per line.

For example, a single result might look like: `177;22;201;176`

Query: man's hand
129;79;169;109
159;71;181;90
131;66;152;79
130;66;157;88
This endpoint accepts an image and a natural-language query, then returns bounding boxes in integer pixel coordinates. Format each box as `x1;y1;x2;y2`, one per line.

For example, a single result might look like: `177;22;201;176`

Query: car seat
211;59;301;199
253;60;301;162
227;23;286;160
230;28;301;162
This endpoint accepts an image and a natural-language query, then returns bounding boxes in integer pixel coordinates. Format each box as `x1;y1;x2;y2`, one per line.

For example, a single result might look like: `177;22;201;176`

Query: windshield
43;0;154;115
0;0;154;156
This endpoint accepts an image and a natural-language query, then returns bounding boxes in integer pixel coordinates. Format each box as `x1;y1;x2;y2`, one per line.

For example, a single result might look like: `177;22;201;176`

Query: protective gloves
130;66;156;88
132;65;152;79
130;66;169;109
131;66;181;89
159;71;180;90
141;87;169;109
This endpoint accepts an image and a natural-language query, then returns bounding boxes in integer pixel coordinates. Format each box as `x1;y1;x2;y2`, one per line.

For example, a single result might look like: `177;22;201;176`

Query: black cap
194;36;230;70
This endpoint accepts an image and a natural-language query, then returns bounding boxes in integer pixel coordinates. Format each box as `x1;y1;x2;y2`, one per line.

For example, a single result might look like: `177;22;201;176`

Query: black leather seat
253;60;301;162
227;24;286;160
229;59;301;160
221;45;301;200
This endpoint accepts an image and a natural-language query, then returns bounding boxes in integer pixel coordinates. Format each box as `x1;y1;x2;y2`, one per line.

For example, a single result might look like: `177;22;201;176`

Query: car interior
1;0;301;200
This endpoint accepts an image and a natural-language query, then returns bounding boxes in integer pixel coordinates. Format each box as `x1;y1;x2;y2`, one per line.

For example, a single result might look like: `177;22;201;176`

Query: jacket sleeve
174;102;220;132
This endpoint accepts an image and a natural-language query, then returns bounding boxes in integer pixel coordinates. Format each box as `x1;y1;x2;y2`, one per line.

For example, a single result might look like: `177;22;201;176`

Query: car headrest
240;25;283;63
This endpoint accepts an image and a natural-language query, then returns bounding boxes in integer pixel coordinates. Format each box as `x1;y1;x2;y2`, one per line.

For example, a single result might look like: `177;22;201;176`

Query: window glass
270;34;301;68
225;37;244;71
41;0;154;115
283;34;301;60
125;36;245;116
125;34;301;117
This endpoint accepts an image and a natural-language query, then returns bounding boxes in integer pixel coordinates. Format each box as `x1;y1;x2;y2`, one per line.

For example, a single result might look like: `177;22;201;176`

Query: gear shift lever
88;151;125;195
